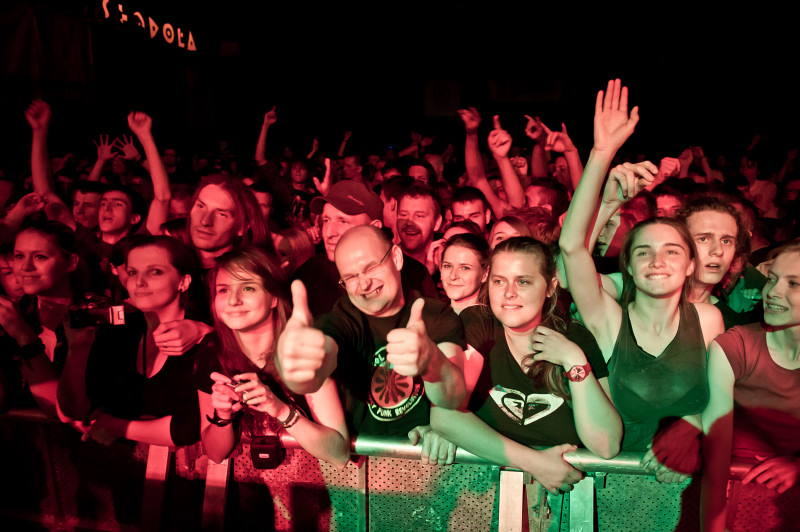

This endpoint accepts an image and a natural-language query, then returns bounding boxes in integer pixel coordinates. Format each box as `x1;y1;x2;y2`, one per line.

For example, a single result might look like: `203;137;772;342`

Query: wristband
206;410;235;427
278;405;301;429
15;338;45;361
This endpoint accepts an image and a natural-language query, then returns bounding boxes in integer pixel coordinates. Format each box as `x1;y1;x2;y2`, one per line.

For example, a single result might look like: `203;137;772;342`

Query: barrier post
498;469;524;531
569;475;595;531
140;445;172;531
201;458;230;532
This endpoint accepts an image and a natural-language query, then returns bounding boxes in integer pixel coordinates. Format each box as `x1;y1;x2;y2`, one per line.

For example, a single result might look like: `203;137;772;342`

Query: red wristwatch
563;363;592;382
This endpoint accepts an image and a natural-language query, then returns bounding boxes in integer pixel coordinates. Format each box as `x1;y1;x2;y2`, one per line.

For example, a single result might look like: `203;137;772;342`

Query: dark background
1;1;798;178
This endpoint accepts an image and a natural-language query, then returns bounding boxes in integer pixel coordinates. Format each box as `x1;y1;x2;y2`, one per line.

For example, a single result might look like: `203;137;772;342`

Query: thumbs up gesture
386;298;437;378
487;115;512;159
276;280;328;392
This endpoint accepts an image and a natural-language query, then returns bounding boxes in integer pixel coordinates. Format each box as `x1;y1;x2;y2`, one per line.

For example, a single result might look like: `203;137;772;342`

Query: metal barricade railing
0;410;763;531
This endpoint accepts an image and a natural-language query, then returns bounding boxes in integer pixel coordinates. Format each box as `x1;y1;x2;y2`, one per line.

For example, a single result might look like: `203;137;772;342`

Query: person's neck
404;244;430;267
451;293;480;315
101;228;129;246
629;292;682;335
199;246;232;269
503;319;540;365
145;299;185;327
766;325;800;363
37;287;72;307
689;281;714;304
235;317;277;368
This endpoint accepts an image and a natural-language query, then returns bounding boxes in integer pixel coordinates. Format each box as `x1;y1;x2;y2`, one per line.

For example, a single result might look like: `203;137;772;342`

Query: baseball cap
310;181;383;221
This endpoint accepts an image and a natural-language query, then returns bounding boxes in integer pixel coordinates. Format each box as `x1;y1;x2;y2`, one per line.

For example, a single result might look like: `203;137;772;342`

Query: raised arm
457;108;507;218
488;116;526;209
127;112;171;235
25;100;75;230
544;122;583;194
558;79;639;340
255;106;277;166
524;115;549;178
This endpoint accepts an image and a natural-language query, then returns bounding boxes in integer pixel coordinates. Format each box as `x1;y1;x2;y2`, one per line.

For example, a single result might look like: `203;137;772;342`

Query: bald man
277;225;466;440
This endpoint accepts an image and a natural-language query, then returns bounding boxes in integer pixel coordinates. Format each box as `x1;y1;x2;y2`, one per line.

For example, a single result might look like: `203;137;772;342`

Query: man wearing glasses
278;225;466;455
293;181;438;317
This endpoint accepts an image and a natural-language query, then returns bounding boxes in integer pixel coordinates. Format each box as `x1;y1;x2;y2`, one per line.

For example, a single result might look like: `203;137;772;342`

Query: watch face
568;365;589;381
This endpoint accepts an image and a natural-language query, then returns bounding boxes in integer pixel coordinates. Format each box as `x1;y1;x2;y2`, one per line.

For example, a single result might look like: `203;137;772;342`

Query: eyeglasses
338;247;393;289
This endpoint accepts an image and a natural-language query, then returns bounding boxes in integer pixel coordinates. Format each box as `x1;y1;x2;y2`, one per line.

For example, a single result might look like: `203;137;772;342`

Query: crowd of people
1;78;799;530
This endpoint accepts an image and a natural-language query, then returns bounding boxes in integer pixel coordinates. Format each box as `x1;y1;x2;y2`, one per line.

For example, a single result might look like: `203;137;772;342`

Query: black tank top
609;301;709;451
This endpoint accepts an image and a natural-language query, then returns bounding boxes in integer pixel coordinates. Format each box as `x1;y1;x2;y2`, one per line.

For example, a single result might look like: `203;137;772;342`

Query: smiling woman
431;237;622;511
196;247;350;467
57;235;207;447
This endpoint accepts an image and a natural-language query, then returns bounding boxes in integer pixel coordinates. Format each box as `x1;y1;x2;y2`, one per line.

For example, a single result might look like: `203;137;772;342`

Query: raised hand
312;158;332;196
523;115;546;143
263;106;277;127
113;134;141;161
127;111;152;138
530;326;587;369
25;100;51;131
457;107;481;133
658;157;680;179
593;79;640;153
6;192;47;220
543;122;576;153
94;135;116;161
386;298;434;377
678;148;693;170
487;115;512;159
601;161;658;207
408;424;457;466
742;455;800;493
276;280;327;387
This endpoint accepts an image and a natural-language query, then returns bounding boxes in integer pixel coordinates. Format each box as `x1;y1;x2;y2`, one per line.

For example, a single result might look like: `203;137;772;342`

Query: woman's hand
601;161;657;210
640;418;701;479
209;371;245;418
0;295;38;346
153;319;212;356
233;372;285;418
82;412;126;445
408;424;457;466
593;79;639;153
524;443;584;495
530;326;587;369
743;455;800;493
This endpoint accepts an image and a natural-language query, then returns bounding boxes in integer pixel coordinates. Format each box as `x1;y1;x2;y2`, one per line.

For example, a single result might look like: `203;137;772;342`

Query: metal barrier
0;410;792;531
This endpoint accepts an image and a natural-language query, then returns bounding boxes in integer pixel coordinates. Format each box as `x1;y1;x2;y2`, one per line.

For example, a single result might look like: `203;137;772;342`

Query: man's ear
130;213;142;226
434;215;443;232
68;253;79;273
484;209;492;227
369;219;383;229
391;244;404;272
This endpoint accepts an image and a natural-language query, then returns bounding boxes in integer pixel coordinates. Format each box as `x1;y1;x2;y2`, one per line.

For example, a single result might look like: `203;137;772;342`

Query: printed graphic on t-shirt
368;345;424;422
489;385;564;425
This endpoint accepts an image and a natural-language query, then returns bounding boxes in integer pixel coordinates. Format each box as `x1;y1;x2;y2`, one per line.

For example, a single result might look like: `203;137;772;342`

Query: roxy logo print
489;385;564;425
368;345;424;422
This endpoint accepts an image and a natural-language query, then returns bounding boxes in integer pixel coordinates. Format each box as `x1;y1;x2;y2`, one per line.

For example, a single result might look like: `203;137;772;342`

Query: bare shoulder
691;302;725;346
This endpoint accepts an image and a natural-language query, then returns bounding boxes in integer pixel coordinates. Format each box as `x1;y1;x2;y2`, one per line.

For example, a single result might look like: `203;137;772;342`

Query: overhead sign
102;0;197;51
